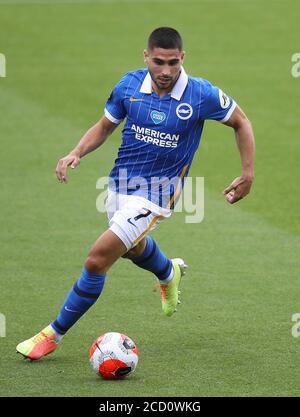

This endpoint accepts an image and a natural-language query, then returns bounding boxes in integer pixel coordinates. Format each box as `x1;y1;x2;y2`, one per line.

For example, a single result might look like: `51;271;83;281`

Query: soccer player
16;27;255;360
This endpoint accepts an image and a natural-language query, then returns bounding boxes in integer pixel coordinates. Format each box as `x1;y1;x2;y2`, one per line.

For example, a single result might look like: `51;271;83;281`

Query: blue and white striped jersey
105;67;236;209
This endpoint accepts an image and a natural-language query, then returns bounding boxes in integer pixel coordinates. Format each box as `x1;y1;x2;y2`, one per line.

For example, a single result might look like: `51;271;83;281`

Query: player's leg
50;229;127;335
123;235;187;316
107;190;188;317
16;230;127;360
123;236;173;281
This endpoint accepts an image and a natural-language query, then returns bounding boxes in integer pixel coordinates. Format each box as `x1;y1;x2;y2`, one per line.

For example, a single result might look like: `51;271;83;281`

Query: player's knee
85;254;108;274
122;238;146;260
122;249;135;260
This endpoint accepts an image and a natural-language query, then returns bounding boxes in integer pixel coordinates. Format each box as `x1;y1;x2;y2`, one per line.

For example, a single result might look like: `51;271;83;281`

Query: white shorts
105;190;172;251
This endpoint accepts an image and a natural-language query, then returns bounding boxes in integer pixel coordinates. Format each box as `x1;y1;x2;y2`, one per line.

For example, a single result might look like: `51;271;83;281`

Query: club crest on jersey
176;103;193;120
150;110;166;125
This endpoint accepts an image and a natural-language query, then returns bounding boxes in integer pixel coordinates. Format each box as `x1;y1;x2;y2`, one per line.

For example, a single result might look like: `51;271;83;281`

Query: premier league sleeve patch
218;89;230;109
199;79;235;122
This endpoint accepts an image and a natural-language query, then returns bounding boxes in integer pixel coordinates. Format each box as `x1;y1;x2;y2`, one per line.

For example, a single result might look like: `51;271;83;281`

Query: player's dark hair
148;27;183;51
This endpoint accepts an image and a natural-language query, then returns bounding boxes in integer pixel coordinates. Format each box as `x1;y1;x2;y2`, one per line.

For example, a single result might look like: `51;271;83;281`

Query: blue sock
132;236;173;280
51;267;106;335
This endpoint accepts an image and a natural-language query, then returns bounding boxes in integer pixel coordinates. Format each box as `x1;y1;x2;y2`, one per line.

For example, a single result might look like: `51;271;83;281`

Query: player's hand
56;152;80;183
223;175;253;204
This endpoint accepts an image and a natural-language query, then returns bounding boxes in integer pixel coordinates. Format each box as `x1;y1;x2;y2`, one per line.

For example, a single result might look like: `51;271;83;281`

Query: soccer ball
89;332;139;380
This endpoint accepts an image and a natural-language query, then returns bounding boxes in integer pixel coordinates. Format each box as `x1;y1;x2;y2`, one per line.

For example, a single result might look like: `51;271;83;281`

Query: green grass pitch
0;0;300;397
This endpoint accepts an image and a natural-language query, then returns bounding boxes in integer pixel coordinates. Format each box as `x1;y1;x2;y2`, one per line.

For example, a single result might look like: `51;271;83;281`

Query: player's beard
150;70;181;93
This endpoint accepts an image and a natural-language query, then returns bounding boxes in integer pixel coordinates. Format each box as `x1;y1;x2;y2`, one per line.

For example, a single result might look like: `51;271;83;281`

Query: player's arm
56;116;118;183
222;105;255;204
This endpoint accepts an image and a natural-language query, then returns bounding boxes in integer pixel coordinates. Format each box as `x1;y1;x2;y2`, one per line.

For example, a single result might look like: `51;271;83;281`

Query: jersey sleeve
200;79;237;122
104;75;128;124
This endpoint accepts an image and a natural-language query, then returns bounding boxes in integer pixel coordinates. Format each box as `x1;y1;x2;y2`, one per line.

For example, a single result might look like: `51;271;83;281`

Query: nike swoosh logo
129;96;143;102
64;306;79;313
127;218;137;228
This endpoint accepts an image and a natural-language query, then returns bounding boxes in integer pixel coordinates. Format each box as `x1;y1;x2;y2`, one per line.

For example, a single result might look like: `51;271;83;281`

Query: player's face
144;47;185;93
